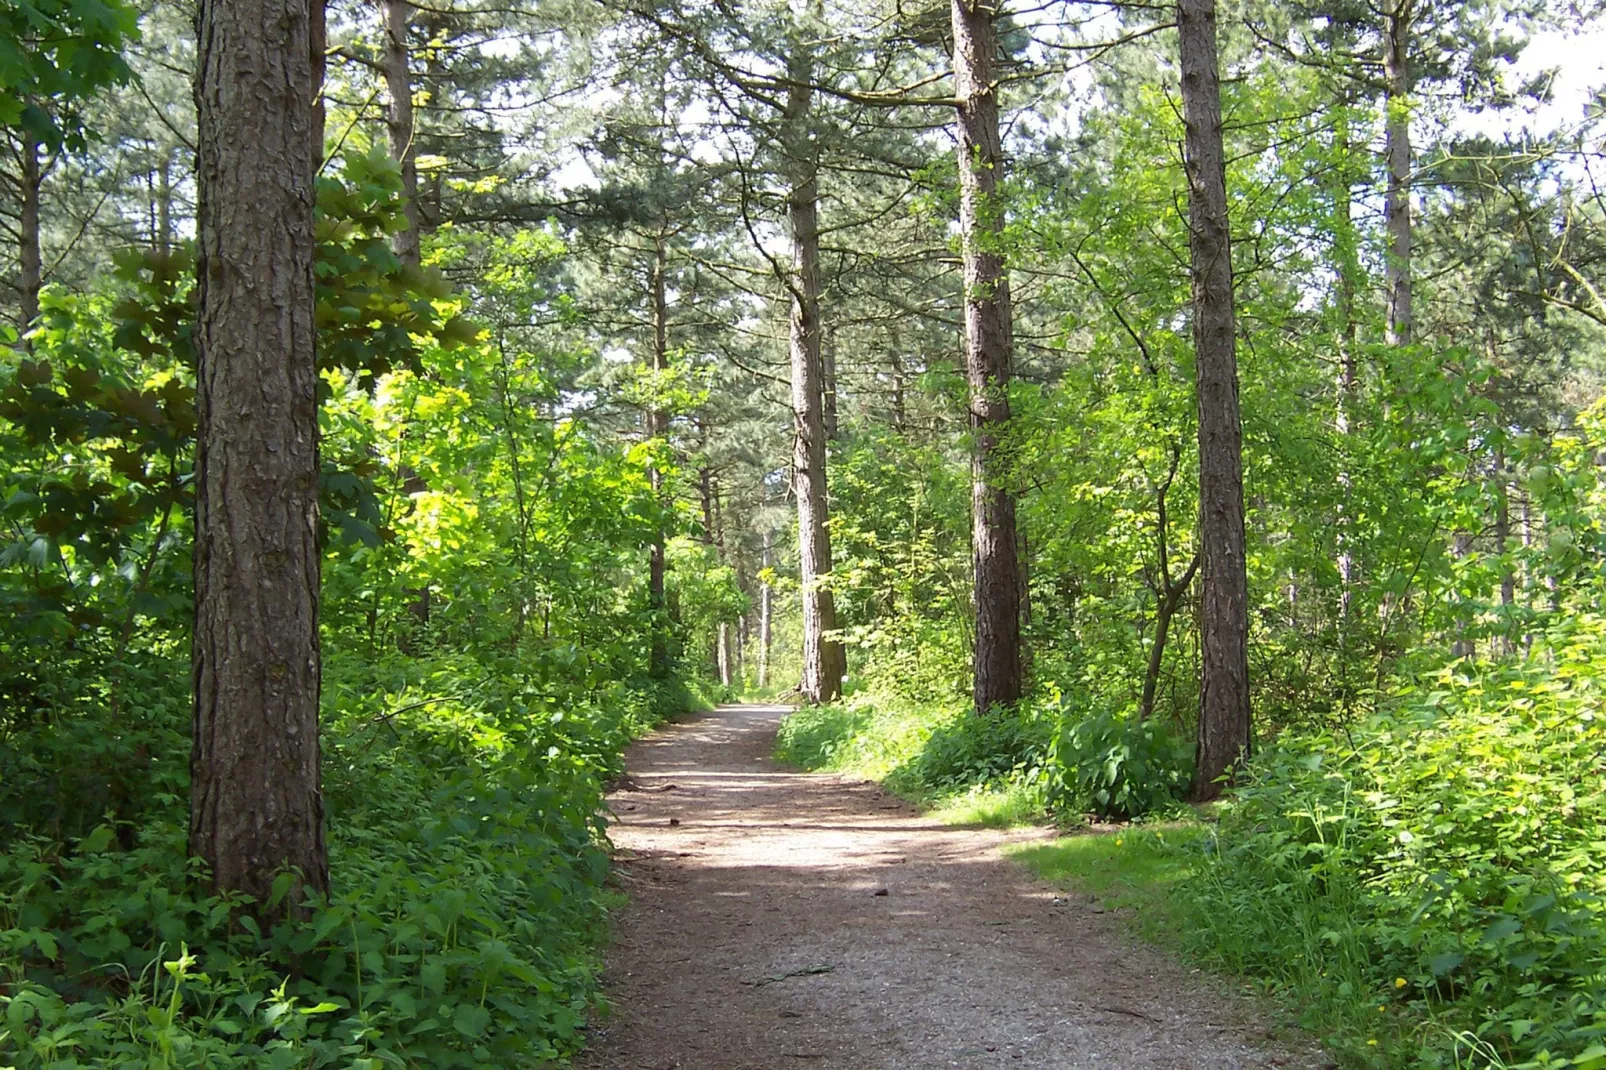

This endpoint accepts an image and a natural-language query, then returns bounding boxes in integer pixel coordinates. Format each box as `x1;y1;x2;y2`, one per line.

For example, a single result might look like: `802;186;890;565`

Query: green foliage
0;147;734;1064
0;0;137;149
1182;618;1606;1067
1045;710;1193;821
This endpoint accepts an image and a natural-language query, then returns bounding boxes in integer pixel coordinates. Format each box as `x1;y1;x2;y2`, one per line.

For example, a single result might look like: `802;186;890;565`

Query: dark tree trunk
1179;0;1251;802
191;0;328;915
952;0;1021;716
647;236;670;679
786;58;845;705
384;0;420;266
18;132;41;335
1382;0;1413;346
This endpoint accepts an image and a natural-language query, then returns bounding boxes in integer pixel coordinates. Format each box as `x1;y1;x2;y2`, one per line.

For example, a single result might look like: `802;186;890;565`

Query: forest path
577;703;1324;1070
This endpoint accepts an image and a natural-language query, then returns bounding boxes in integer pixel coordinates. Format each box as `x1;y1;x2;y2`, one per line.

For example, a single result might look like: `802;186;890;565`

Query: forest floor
577;703;1329;1070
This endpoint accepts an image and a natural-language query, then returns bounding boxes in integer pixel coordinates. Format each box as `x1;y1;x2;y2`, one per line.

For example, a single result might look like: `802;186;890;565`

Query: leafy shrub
0;657;647;1068
1044;709;1194;820
1183;618;1606;1067
892;701;1052;793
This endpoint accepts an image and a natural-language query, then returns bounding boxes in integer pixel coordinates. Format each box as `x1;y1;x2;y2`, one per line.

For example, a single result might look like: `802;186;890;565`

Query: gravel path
577;703;1324;1070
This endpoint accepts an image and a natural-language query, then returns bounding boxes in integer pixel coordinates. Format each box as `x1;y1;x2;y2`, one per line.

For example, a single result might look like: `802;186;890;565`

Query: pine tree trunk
384;0;420;266
311;0;326;168
786;62;844;705
647;237;670;679
952;0;1021;716
191;0;328;915
18;132;41;335
1179;0;1251;802
1382;0;1413;346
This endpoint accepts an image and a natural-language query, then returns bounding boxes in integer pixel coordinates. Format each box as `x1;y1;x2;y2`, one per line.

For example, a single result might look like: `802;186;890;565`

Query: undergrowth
0;650;704;1067
1013;618;1606;1070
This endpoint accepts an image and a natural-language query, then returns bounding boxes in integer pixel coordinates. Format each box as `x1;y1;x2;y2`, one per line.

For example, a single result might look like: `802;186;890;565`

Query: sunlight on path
578;704;1323;1070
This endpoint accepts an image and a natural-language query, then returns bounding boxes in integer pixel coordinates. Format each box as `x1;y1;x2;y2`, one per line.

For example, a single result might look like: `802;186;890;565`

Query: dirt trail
578;704;1323;1070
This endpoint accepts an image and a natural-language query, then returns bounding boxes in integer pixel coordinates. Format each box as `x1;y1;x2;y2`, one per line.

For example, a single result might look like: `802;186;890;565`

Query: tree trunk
311;0;326;169
718;622;732;687
823;325;838;439
1179;0;1251;802
1451;532;1474;658
786;54;845;705
191;0;328;915
1382;0;1413;346
952;0;1021;716
1495;456;1515;656
647;236;670;679
759;529;774;689
383;0;420;266
18;132;41;335
1331;117;1360;628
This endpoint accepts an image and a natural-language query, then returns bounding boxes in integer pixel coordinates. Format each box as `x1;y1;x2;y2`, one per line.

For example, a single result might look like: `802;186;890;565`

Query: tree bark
191;0;328;915
18;132;41;335
952;0;1021;716
786;52;845;705
1382;0;1413;346
383;0;420;266
647;236;670;679
311;0;326;169
1179;0;1251;802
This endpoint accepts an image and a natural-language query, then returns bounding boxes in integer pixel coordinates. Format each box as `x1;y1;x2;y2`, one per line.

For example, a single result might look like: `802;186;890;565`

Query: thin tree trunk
1451;532;1474;658
823;325;838;439
156;148;174;259
1495;461;1515;656
1332;118;1360;629
718;622;732;687
758;529;773;689
786;47;845;704
383;0;420;266
1179;0;1251;802
647;236;670;679
18;132;41;334
191;0;328;915
890;351;906;434
952;0;1021;716
1382;0;1413;346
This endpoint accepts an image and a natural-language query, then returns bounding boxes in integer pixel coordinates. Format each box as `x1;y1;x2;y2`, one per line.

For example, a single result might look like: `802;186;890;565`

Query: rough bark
1382;0;1413;346
311;0;326;168
191;0;328;913
647;236;670;679
952;0;1021;716
18;133;41;334
383;0;420;266
1179;0;1251;802
786;58;845;705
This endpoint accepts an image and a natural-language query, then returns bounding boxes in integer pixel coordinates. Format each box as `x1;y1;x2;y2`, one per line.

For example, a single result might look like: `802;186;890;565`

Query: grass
1008;822;1456;1068
772;691;1055;826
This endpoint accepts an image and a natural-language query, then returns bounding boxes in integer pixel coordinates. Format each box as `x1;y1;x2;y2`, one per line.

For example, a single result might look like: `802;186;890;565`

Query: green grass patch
1008;823;1424;1068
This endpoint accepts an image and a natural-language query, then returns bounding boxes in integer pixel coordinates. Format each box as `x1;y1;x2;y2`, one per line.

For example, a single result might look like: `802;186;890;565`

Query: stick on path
579;704;1325;1070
